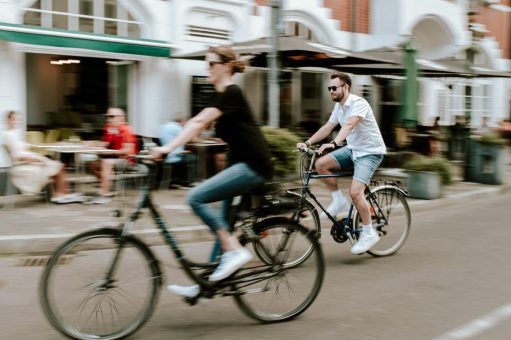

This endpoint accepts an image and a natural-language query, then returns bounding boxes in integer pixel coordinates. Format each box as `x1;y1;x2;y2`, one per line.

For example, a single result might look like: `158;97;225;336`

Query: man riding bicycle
297;73;386;255
151;45;273;298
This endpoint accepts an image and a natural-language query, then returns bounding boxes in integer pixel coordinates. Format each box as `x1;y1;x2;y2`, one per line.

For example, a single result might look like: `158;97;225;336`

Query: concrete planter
407;170;442;199
465;140;505;185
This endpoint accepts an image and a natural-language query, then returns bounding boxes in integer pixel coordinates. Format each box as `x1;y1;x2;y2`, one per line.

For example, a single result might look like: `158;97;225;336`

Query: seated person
88;107;137;204
157;115;197;188
2;111;82;204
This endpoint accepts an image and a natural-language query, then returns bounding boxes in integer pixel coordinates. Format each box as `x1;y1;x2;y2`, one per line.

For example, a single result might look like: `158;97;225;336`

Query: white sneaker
167;284;200;298
320;199;350;219
209;248;253;282
51;193;84;204
85;195;112;205
350;229;380;255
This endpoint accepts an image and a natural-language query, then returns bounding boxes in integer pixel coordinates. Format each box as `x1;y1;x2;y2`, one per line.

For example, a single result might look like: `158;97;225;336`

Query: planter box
407;171;442;199
464;140;505;185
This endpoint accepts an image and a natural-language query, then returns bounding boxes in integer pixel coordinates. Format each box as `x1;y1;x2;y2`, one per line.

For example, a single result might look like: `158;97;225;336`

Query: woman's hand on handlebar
149;146;168;161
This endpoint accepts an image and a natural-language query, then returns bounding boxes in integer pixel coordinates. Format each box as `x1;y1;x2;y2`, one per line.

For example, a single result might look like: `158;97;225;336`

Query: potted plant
465;133;508;185
403;156;452;199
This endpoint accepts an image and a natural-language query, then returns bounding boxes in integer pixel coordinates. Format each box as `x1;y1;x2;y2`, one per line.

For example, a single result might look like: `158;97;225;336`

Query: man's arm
297;121;337;149
318;116;361;154
306;121;337;145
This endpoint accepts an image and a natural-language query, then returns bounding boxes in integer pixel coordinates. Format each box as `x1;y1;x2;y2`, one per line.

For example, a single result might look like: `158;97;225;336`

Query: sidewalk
1;152;510;255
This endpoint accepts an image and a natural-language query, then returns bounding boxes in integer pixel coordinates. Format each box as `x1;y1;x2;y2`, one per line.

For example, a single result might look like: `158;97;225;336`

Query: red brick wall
323;0;370;33
253;0;371;34
474;3;511;59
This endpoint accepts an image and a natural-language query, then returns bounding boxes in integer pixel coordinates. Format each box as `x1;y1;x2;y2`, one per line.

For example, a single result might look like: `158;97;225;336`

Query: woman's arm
151;107;223;158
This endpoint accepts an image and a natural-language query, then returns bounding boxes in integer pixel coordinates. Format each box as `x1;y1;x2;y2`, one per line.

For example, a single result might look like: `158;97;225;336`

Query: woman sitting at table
2;111;82;204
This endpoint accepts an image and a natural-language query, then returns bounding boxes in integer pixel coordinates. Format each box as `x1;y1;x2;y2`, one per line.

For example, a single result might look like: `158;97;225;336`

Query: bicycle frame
107;160;284;298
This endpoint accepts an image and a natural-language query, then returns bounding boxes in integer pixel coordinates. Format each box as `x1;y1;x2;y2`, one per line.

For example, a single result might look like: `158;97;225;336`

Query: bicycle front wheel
39;228;162;340
354;186;411;257
234;218;324;323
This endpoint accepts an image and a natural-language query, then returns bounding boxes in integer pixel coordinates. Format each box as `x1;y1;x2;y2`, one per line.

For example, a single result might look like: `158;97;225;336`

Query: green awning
0;22;175;57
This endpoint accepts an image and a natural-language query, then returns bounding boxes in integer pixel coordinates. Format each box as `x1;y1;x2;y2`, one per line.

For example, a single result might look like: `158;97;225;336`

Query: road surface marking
434;303;511;339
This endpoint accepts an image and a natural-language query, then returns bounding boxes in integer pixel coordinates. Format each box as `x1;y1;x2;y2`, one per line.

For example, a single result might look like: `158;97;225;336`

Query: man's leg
349;154;384;254
315;149;351;218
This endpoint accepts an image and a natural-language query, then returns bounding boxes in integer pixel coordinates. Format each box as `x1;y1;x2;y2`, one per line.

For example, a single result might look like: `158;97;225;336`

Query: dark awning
174;36;392;68
0;22;176;57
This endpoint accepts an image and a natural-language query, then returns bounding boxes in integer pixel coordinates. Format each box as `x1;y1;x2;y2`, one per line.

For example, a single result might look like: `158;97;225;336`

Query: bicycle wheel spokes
235;220;324;323
364;187;411;256
40;229;161;340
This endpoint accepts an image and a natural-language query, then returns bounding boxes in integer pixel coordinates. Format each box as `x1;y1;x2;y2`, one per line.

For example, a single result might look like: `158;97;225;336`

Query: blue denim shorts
328;147;384;185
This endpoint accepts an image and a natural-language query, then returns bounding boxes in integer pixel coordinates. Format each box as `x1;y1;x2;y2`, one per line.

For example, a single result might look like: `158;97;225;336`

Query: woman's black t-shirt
212;84;273;180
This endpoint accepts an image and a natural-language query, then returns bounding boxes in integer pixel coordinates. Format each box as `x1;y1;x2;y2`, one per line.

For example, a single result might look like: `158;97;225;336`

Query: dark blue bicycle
287;146;411;263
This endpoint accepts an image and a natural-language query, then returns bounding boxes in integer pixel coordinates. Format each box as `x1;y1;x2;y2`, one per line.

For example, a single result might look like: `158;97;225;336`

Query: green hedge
261;126;301;180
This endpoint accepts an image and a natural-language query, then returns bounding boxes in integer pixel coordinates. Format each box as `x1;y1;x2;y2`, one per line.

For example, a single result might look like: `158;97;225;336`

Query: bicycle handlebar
296;146;320;156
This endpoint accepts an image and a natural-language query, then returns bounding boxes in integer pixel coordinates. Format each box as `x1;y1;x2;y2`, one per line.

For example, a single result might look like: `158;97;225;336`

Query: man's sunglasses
327;84;345;92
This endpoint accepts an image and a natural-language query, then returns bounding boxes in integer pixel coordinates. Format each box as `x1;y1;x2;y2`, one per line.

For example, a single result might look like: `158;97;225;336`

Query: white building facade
0;0;509;166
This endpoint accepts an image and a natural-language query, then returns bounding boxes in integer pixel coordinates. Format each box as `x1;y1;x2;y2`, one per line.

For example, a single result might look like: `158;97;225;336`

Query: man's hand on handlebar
318;143;336;155
296;142;308;151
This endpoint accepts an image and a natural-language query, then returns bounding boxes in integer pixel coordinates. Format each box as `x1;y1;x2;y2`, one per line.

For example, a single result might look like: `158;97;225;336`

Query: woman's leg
187;163;264;237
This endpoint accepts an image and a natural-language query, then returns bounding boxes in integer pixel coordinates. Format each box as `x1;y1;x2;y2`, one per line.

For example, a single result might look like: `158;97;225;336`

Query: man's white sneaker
320;199;350;219
350;229;380;254
167;284;200;298
209;248;253;282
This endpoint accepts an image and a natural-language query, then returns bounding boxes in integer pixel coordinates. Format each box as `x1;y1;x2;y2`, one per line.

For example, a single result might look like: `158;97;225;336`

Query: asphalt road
1;191;510;340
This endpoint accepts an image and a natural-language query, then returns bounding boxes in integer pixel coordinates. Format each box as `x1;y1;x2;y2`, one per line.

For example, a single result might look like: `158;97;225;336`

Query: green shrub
261;126;301;179
403;156;452;185
478;134;508;146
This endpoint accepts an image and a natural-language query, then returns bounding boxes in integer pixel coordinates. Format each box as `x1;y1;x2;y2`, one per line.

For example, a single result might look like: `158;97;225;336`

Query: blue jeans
187;163;265;260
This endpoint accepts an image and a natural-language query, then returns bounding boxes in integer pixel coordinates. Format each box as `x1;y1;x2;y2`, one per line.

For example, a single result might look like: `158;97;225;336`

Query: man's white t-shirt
328;93;386;159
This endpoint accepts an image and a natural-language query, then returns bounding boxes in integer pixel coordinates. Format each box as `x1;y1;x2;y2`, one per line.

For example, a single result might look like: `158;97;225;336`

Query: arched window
23;0;141;38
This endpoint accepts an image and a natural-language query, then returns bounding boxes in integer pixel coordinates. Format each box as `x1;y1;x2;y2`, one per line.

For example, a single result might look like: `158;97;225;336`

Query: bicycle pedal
184;296;211;306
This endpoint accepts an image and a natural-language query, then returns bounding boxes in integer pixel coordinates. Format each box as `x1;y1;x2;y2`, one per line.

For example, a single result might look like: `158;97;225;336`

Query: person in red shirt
89;107;137;204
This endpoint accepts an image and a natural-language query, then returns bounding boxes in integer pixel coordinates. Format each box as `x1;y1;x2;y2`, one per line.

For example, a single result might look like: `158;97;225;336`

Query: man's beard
332;91;345;103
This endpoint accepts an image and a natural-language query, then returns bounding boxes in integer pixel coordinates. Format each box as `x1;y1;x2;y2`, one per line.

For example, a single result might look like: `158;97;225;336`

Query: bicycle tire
39;228;162;340
353;185;411;257
252;192;320;267
234;218;324;323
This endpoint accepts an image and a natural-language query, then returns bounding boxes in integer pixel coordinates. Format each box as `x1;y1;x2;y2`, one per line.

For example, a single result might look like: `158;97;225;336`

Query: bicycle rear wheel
234;218;324;322
39;228;162;340
354;186;411;257
252;192;320;267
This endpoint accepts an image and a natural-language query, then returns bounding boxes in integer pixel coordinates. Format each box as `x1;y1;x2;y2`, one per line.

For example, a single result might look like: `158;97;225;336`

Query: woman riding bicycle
151;45;273;297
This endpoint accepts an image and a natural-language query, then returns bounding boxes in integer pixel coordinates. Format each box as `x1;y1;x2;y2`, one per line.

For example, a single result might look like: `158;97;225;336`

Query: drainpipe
351;0;357;51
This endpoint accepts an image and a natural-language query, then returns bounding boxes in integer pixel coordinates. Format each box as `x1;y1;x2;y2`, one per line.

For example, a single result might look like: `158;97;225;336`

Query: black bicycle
39;155;325;340
285;147;411;264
